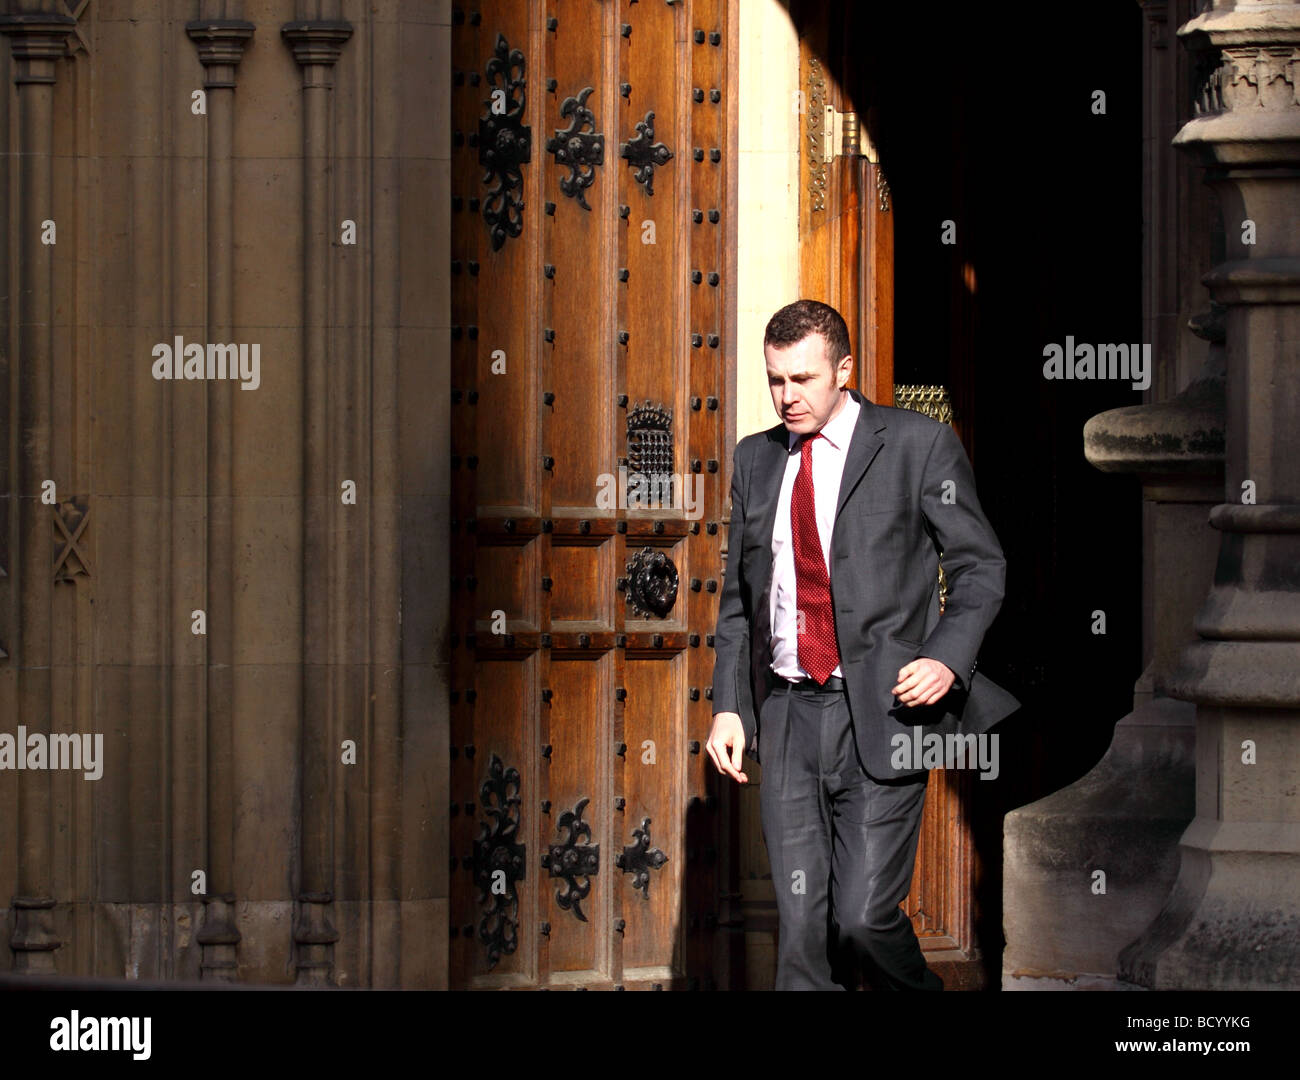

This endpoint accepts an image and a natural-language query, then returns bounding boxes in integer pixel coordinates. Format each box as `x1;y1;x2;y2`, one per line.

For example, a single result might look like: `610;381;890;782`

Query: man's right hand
705;712;749;784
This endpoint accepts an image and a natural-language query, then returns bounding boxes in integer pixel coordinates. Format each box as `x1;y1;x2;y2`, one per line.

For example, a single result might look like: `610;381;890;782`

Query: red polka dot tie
791;433;841;683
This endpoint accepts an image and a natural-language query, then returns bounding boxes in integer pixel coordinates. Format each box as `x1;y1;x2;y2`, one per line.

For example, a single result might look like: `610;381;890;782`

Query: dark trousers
758;683;942;991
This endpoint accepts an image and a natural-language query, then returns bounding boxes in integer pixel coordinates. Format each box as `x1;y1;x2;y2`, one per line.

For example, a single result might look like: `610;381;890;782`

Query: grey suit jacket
710;388;1020;779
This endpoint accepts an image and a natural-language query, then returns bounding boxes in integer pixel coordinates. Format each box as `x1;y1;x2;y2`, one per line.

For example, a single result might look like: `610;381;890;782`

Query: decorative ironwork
617;817;668;899
546;86;603;210
620;111;672;195
893;384;952;426
540;797;600;922
807;57;827;211
53;497;91;582
625;547;678;619
479;33;531;250
471;753;526;967
626;399;673;507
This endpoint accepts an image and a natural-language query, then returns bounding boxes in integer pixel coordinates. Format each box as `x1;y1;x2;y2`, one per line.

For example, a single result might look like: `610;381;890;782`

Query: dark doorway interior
796;0;1146;985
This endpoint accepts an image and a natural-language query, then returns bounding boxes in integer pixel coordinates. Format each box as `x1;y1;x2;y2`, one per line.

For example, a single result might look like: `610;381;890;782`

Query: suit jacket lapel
835;389;885;522
749;426;791;607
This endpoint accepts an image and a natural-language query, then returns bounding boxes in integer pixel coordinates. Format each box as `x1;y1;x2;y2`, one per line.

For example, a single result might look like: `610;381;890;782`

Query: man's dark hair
763;299;852;370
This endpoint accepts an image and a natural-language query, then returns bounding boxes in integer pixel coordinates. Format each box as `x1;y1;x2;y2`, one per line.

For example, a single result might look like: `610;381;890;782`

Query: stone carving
52;498;91;582
1193;46;1300;116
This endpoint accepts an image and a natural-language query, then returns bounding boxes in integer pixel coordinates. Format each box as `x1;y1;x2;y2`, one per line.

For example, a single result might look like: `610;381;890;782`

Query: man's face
764;332;852;436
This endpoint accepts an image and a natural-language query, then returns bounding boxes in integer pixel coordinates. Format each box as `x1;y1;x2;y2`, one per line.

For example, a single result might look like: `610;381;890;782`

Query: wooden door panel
622;653;684;974
471;2;539;515
544;656;611;977
621;0;681;428
550;540;613;625
463;656;539;986
476;543;537;628
905;768;973;953
451;0;733;990
546;0;614;516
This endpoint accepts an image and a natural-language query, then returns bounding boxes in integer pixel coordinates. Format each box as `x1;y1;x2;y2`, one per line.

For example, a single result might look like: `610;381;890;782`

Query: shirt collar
787;391;860;451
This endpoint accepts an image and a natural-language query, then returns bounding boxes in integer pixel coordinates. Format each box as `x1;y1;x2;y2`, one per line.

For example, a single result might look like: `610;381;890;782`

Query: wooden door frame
795;31;893;405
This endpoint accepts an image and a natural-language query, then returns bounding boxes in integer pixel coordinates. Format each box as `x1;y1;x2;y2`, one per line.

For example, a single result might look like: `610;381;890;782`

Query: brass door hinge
822;108;878;163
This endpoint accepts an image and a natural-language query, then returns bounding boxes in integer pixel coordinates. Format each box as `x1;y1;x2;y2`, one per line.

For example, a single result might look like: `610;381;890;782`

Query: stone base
1120;706;1300;989
1119;823;1300;989
1003;972;1147;991
1003;697;1194;984
0;898;448;988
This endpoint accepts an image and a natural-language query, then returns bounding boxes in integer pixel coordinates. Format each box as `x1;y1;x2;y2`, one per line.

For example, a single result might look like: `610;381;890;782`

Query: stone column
1003;352;1225;989
282;16;352;987
1001;0;1225;989
1120;0;1300;989
0;9;75;975
186;14;255;983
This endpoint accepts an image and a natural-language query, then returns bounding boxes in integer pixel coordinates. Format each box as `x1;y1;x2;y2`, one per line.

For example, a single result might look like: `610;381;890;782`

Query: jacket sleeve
915;421;1005;689
710;441;749;717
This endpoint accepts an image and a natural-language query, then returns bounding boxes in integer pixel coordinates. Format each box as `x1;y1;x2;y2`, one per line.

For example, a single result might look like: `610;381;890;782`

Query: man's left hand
893;658;956;706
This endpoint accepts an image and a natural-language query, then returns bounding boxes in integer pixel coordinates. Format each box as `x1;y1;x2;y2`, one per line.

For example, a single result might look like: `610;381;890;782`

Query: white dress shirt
769;393;859;680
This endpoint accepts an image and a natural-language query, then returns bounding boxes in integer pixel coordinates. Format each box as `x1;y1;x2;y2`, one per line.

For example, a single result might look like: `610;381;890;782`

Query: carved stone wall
0;0;450;986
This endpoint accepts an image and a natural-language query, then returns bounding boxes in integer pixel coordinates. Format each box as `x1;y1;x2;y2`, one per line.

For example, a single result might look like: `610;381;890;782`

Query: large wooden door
449;0;737;989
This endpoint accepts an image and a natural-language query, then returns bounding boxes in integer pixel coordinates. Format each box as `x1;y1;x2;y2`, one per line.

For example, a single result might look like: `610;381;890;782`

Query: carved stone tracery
52;498;90;582
1193;45;1300;117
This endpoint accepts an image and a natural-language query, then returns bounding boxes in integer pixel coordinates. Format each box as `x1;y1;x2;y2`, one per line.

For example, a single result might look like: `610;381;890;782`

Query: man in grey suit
707;299;1019;991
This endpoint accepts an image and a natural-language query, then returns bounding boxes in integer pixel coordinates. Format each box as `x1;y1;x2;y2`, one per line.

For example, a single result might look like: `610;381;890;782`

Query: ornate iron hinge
617;817;668;899
471;753;526;967
541;797;600;923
